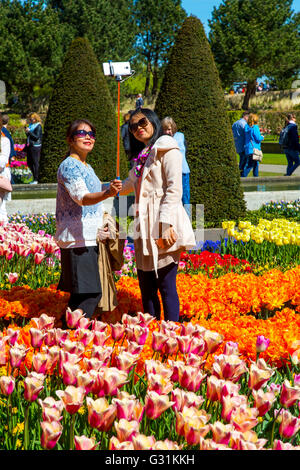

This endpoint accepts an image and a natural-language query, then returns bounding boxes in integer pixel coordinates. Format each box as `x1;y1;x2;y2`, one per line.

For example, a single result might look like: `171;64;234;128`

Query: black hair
128;108;164;160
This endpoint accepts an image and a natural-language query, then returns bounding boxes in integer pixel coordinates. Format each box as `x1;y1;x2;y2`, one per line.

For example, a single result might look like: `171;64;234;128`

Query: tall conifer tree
39;37;128;183
155;16;246;225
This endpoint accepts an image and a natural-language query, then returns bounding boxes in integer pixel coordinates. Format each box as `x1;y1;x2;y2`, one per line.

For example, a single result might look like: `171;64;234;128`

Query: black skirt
58;245;102;294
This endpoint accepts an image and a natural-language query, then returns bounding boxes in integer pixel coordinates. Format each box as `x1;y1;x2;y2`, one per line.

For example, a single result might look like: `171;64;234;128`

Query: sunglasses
129;117;149;133
72;129;96;140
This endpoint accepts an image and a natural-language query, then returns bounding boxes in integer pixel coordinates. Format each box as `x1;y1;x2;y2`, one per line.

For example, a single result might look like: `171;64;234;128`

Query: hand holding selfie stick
103;61;135;198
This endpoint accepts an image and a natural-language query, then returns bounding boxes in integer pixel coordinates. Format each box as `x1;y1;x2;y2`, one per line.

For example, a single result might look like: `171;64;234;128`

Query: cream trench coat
121;135;196;275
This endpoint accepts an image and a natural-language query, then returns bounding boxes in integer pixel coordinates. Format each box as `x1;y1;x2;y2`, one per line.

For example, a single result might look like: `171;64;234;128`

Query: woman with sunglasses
120;109;195;322
55;119;122;327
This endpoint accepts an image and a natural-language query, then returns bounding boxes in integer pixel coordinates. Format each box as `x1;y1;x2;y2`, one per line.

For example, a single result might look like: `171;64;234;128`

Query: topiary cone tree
39;37;128;183
155;16;246;226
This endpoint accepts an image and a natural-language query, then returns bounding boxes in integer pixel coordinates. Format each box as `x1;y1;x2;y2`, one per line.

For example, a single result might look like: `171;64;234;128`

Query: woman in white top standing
0;114;12;223
55;119;122;326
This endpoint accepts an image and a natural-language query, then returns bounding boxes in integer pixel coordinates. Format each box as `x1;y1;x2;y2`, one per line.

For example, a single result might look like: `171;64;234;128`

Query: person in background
243;113;264;177
0;114;12;223
25;112;43;184
283;113;300;176
121;111;132;160
120;108;195;322
55;119;122;327
1;114;16;164
135;93;144;109
232;111;250;176
161;116;190;213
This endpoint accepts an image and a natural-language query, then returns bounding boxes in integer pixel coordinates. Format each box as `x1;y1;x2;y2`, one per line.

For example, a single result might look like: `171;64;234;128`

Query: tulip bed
0;211;299;451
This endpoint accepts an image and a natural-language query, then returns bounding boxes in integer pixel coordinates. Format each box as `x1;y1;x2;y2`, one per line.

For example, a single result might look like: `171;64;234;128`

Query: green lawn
237;153;287;166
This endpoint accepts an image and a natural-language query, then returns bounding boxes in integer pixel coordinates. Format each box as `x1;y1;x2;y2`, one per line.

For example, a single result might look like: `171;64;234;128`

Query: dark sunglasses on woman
72;129;96;140
129;117;149;133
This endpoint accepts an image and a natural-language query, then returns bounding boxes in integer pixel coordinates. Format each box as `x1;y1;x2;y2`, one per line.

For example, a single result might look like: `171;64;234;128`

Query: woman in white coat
120;108;195;322
0;114;12;223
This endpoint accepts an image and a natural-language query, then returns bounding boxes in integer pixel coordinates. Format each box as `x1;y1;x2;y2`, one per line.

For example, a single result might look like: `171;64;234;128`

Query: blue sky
181;0;300;33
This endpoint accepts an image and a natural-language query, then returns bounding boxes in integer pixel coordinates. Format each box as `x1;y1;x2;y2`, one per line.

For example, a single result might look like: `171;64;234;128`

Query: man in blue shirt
284;113;300;176
232;111;250;176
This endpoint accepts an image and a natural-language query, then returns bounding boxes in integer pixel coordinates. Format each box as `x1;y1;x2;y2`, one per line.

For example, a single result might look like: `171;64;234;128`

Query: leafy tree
0;0;69;110
155;16;246;226
208;0;300;109
39;37;128;183
48;0;137;64
133;0;186;97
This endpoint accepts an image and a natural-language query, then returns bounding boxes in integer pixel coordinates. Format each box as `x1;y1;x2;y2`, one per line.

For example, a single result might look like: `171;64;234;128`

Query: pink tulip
74;435;100;450
145;391;174;419
29;328;45;349
86;397;116;431
115;351;138;372
92;320;108;332
168;359;185;383
91;345;112;364
61;339;84;356
0;375;15;395
278;409;300;439
178;365;207;392
131;434;156;450
38;397;64;422
56;386;85;415
230;405;259;433
0;339;7;366
24;372;45;402
212;354;248;383
32;314;55;331
252;389;276;417
147;373;173;395
40;421;62;450
162;337;178;356
62;362;80;386
102;368;128;396
126;341;144;356
152;439;183;450
256;335;270;353
114;419;140;442
75;328;94;347
280;379;300;408
294;374;300;387
44;329;57;347
92;331;108;347
78;317;91;330
32;353;50;374
9;344;28;369
77;371;94;395
126;325;148;345
34;253;45;264
137;311;155;327
203;330;224;354
109;436;134;450
220;381;241;400
110;323;125;341
248;359;274;390
210;421;233;445
65;308;85;329
171;388;204;412
6;328;20;346
121;314;140;328
151;331;168;352
112;397;144;422
273;440;300;450
189;336;207;356
5;250;14;261
6;272;19;284
221;394;248;422
223;341;239;356
31;242;41;254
